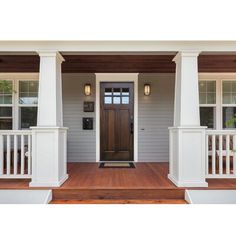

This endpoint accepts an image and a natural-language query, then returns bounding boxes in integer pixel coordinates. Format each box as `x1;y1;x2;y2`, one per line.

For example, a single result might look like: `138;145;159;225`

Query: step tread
50;199;187;204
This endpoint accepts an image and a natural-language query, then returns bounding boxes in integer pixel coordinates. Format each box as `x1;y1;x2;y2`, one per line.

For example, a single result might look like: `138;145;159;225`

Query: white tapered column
30;51;68;187
168;51;208;187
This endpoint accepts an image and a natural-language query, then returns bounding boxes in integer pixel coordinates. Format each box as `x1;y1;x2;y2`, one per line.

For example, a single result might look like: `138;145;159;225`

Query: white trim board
95;73;139;162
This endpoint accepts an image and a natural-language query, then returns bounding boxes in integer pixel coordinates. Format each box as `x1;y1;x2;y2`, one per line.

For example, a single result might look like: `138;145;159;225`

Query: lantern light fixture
144;84;151;96
84;84;91;96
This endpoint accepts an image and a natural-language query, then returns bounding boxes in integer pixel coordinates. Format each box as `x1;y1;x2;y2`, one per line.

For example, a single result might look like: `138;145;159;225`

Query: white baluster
6;135;10;175
233;135;236;175
226;135;230;174
212;135;216;175
206;134;209;175
219;135;223;175
27;134;31;175
0;135;3;175
14;135;18;175
21;135;25;175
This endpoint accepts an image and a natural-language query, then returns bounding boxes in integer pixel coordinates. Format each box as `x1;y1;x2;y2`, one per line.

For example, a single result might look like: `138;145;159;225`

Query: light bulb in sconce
84;84;91;96
144;84;151;96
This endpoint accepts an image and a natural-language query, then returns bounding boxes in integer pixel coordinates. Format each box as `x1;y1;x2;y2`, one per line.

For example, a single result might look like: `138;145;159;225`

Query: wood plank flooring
1;162;236;204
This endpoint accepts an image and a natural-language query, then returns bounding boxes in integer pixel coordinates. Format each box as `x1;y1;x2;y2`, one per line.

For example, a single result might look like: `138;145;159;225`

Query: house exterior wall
62;73;96;162
62;73;175;162
138;73;175;162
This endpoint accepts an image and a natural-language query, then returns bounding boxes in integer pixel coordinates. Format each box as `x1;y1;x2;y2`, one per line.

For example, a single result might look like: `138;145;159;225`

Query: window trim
0;73;39;130
199;73;236;130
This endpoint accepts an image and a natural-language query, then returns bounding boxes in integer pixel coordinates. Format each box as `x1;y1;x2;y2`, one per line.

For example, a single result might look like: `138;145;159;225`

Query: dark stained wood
100;82;134;161
1;54;236;73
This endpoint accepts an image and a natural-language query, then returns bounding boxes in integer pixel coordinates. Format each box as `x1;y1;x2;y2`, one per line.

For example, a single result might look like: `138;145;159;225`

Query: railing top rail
206;130;236;135
0;130;32;135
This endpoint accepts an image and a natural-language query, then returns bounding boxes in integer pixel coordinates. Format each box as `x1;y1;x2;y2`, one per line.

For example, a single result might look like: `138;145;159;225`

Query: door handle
130;121;133;134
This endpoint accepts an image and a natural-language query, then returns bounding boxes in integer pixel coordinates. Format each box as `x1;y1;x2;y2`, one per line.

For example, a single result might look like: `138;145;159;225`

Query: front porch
0;162;236;203
1;42;236;194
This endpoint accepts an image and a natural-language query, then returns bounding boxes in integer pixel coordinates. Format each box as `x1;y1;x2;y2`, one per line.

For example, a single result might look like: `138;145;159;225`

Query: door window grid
104;88;130;105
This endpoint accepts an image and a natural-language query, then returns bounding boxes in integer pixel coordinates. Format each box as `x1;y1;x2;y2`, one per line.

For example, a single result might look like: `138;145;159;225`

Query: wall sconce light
84;84;91;96
144;84;151;96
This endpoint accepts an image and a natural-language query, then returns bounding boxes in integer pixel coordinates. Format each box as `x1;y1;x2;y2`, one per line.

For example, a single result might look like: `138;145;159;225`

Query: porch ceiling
0;54;236;73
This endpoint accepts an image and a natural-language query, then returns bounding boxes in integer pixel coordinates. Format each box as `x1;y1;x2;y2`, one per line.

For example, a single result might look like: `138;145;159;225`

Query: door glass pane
122;97;129;104
113;88;121;96
113;97;121;104
105;88;112;96
223;107;236;129
0;119;12;130
104;97;112;104
200;107;216;129
122;88;129;96
20;107;37;129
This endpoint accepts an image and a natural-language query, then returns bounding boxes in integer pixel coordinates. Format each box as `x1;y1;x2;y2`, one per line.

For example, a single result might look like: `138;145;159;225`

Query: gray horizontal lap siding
62;73;96;162
138;74;175;162
62;73;174;162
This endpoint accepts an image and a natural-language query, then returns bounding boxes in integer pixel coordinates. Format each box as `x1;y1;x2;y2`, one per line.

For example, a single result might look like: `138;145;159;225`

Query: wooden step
51;199;187;204
52;189;185;201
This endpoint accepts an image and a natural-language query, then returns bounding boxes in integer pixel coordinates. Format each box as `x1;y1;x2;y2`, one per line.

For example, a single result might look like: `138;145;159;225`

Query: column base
29;174;68;188
168;174;208;188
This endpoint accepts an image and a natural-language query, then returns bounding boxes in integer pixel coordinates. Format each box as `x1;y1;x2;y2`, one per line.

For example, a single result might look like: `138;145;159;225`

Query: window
199;81;216;129
104;87;130;105
19;81;38;129
222;81;236;129
0;80;13;130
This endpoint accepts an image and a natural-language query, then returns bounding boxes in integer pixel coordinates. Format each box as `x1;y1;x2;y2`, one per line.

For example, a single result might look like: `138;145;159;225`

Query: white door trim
95;73;139;162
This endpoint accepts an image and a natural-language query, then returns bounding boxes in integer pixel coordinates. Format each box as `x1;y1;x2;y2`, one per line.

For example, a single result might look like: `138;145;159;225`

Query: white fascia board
1;41;236;52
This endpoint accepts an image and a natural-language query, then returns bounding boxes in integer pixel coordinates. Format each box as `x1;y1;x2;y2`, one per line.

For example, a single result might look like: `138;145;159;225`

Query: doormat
99;162;135;168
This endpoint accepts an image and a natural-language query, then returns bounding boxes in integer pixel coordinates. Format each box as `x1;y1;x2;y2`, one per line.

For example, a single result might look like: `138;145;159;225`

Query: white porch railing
0;130;32;179
206;130;236;178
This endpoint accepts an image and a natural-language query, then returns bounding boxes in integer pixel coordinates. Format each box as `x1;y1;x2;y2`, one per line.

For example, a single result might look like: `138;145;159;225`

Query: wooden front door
100;82;134;161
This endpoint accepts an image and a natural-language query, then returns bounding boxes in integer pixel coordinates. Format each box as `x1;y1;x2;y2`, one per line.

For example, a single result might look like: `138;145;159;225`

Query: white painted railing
206;130;236;178
0;130;32;179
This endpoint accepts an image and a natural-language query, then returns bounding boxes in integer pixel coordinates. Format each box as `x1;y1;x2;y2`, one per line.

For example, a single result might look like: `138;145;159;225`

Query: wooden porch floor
1;163;236;203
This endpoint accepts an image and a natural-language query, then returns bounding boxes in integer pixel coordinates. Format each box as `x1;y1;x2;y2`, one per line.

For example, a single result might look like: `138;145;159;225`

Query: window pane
199;81;206;92
199;81;216;105
223;107;236;129
20;107;37;129
113;97;120;104
0;119;12;130
207;81;216;92
19;81;39;105
0;107;12;117
223;81;236;104
0;81;12;104
200;107;216;129
122;97;129;104
207;93;216;104
223;81;231;93
199;93;207;104
104;97;112;104
223;93;231;104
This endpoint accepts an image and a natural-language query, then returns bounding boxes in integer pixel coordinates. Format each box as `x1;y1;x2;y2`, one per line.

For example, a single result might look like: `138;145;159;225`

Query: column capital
37;51;65;63
173;51;201;62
